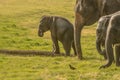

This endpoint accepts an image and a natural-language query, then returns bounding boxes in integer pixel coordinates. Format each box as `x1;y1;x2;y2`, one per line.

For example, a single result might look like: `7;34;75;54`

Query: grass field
0;0;120;80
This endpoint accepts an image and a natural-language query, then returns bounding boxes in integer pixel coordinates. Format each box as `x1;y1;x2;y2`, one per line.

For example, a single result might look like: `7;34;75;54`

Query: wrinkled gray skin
96;11;120;60
75;0;120;59
38;16;77;56
96;16;109;59
99;12;120;69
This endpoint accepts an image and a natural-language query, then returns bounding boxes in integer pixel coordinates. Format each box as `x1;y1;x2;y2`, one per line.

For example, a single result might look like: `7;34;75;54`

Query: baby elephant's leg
115;45;120;66
51;36;60;54
62;34;72;56
52;43;60;54
63;41;71;56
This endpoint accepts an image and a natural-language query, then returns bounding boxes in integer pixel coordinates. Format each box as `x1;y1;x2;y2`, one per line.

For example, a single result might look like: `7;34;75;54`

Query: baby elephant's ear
40;19;43;23
44;16;53;24
40;15;48;23
41;15;47;19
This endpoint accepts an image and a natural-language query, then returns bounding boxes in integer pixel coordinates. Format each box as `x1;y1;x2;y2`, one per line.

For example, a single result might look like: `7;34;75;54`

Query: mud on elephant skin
98;11;120;69
75;0;120;60
38;15;77;56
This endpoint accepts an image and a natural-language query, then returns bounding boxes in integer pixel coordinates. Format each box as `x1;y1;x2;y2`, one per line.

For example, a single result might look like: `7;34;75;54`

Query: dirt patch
0;49;74;57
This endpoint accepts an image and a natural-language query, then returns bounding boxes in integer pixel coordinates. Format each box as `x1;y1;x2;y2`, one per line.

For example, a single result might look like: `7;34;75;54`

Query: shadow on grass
0;49;75;57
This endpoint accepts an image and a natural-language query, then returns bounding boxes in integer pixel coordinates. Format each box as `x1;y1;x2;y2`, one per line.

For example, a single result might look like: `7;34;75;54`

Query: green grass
0;0;120;80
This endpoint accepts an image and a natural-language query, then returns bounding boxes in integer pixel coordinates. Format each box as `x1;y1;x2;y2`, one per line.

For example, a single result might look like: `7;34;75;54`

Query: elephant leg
62;35;72;56
52;43;60;54
72;42;77;56
74;13;84;60
63;41;71;56
115;45;120;66
51;37;60;54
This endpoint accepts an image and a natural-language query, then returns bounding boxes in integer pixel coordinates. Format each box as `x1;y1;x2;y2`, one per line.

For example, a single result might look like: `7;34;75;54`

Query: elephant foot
52;51;60;54
52;52;60;56
78;54;83;60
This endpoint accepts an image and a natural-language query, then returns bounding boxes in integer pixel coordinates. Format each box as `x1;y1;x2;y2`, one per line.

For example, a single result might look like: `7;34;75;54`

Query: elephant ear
40;15;53;25
40;15;47;22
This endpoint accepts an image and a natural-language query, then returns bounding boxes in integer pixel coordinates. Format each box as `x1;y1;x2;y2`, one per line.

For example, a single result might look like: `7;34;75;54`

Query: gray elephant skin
75;0;120;59
96;11;120;68
96;16;109;60
96;11;120;59
38;16;77;56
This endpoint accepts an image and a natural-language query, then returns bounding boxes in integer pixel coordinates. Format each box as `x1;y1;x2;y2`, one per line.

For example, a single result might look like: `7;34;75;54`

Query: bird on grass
69;64;76;70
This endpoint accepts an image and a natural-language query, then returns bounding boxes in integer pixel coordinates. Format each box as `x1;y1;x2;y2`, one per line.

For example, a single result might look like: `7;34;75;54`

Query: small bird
69;64;76;70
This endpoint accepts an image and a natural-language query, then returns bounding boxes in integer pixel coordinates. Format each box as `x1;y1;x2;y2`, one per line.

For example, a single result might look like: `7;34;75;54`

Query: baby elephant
38;15;76;56
96;11;120;68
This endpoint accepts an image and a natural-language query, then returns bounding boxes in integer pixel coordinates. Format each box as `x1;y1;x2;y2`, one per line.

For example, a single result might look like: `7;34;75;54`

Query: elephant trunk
96;39;104;55
99;35;114;69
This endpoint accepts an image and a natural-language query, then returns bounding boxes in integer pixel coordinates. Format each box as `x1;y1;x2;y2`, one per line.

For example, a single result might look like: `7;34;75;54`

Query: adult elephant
96;11;120;59
100;13;120;68
75;0;120;59
96;11;120;68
